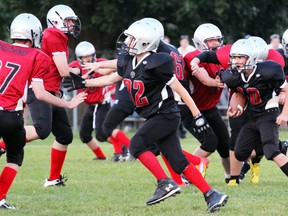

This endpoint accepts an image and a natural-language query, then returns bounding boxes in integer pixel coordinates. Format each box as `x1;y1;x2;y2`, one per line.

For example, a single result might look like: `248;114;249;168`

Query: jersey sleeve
146;53;175;83
216;44;232;69
31;51;51;81
117;54;130;77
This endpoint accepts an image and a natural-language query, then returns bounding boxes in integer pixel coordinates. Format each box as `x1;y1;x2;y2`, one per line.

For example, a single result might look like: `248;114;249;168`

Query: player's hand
68;92;87;109
215;75;224;88
276;112;288;126
62;72;86;92
82;62;100;75
227;106;242;118
192;113;210;134
190;58;200;75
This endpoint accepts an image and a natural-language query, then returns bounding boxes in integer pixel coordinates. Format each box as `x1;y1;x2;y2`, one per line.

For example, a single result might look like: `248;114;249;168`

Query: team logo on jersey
143;61;147;65
256;74;260;78
130;71;135;78
244;83;249;88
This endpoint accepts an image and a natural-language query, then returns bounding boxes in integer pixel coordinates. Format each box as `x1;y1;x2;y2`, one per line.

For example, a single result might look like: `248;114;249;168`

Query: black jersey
222;61;285;115
117;52;180;118
157;40;190;92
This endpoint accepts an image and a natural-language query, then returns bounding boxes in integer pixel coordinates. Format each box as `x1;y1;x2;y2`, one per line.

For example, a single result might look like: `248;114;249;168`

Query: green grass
1;130;288;215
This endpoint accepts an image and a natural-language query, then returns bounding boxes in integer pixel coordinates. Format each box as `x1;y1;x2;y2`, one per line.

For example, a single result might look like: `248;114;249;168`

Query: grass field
1;129;288;216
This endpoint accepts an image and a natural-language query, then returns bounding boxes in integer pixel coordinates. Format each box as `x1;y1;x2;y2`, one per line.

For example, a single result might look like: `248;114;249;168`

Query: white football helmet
282;29;288;58
118;21;160;56
10;13;42;48
193;23;223;52
75;41;96;64
248;36;268;62
140;18;164;40
230;39;257;73
46;4;81;38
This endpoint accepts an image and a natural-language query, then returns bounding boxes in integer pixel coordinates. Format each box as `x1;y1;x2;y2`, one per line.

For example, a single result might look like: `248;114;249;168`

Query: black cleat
204;189;228;213
0;147;6;157
146;178;181;206
0;199;15;209
111;153;126;162
44;175;67;187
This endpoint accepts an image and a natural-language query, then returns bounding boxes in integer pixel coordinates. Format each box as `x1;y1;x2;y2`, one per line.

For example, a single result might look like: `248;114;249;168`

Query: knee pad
35;124;51;140
96;133;108;142
129;135;149;158
7;149;24;166
56;131;73;145
199;132;218;153
80;134;92;144
263;143;281;160
234;150;249;162
102;123;114;138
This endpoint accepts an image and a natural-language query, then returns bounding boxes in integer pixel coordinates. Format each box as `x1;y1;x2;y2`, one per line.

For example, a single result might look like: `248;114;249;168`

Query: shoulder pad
145;52;173;69
216;44;232;69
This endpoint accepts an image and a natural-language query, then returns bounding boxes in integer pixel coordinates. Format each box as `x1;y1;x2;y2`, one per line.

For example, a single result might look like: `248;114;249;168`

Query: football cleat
250;161;260;184
279;140;288;156
204;189;228;213
146;178;181;205
0;147;6;157
227;179;239;186
180;174;191;187
111;153;127;162
0;198;15;209
44;175;67;187
195;157;209;178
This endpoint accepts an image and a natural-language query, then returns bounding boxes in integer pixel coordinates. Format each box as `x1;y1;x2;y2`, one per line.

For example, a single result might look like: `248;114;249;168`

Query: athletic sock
114;130;130;148
49;148;67;180
183;163;211;193
280;162;288;176
138;151;168;180
0;166;17;200
182;150;201;165
93;147;106;159
108;136;123;154
161;155;183;186
230;175;240;183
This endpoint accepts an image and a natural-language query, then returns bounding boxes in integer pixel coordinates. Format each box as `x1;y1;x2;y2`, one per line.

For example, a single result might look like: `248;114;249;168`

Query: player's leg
0;111;26;209
44;106;73;187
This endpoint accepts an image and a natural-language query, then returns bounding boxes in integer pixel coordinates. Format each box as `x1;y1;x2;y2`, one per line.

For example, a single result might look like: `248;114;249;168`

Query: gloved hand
192;113;210;134
62;72;86;92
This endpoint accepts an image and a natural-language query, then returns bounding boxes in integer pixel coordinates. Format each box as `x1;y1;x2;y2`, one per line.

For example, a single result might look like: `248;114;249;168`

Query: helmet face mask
47;4;81;39
193;23;223;52
75;41;96;65
10;13;42;48
116;21;160;56
229;39;257;73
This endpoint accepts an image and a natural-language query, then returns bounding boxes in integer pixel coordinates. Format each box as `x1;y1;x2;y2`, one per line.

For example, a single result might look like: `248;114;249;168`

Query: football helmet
229;39;257;73
193;23;223;52
282;29;288;58
10;13;42;48
248;36;268;62
140;18;164;40
75;41;96;64
46;4;81;38
117;21;160;56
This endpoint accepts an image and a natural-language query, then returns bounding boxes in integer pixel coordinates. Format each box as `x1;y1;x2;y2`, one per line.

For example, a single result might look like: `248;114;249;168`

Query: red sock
93;147;106;159
0;166;17;200
183;150;201;165
114;130;130;148
183;163;211;193
138;151;168;180
0;140;6;150
108;136;123;154
49;148;67;180
0;138;29;151
161;155;183;186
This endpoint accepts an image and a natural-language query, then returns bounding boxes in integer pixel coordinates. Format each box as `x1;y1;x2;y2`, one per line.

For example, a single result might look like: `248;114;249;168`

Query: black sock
251;155;263;164
230;175;240;184
280;162;288;176
240;160;250;174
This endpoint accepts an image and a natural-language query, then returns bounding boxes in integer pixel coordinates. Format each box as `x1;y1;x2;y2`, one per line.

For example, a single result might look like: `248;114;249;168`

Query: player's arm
195;67;224;88
31;80;87;109
276;82;288;125
82;59;118;75
53;53;81;77
190;51;220;75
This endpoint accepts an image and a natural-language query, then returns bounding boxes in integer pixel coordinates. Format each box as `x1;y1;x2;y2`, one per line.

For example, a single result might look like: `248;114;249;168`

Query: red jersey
0;40;50;110
42;28;69;93
69;58;107;105
267;49;285;68
185;50;224;110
